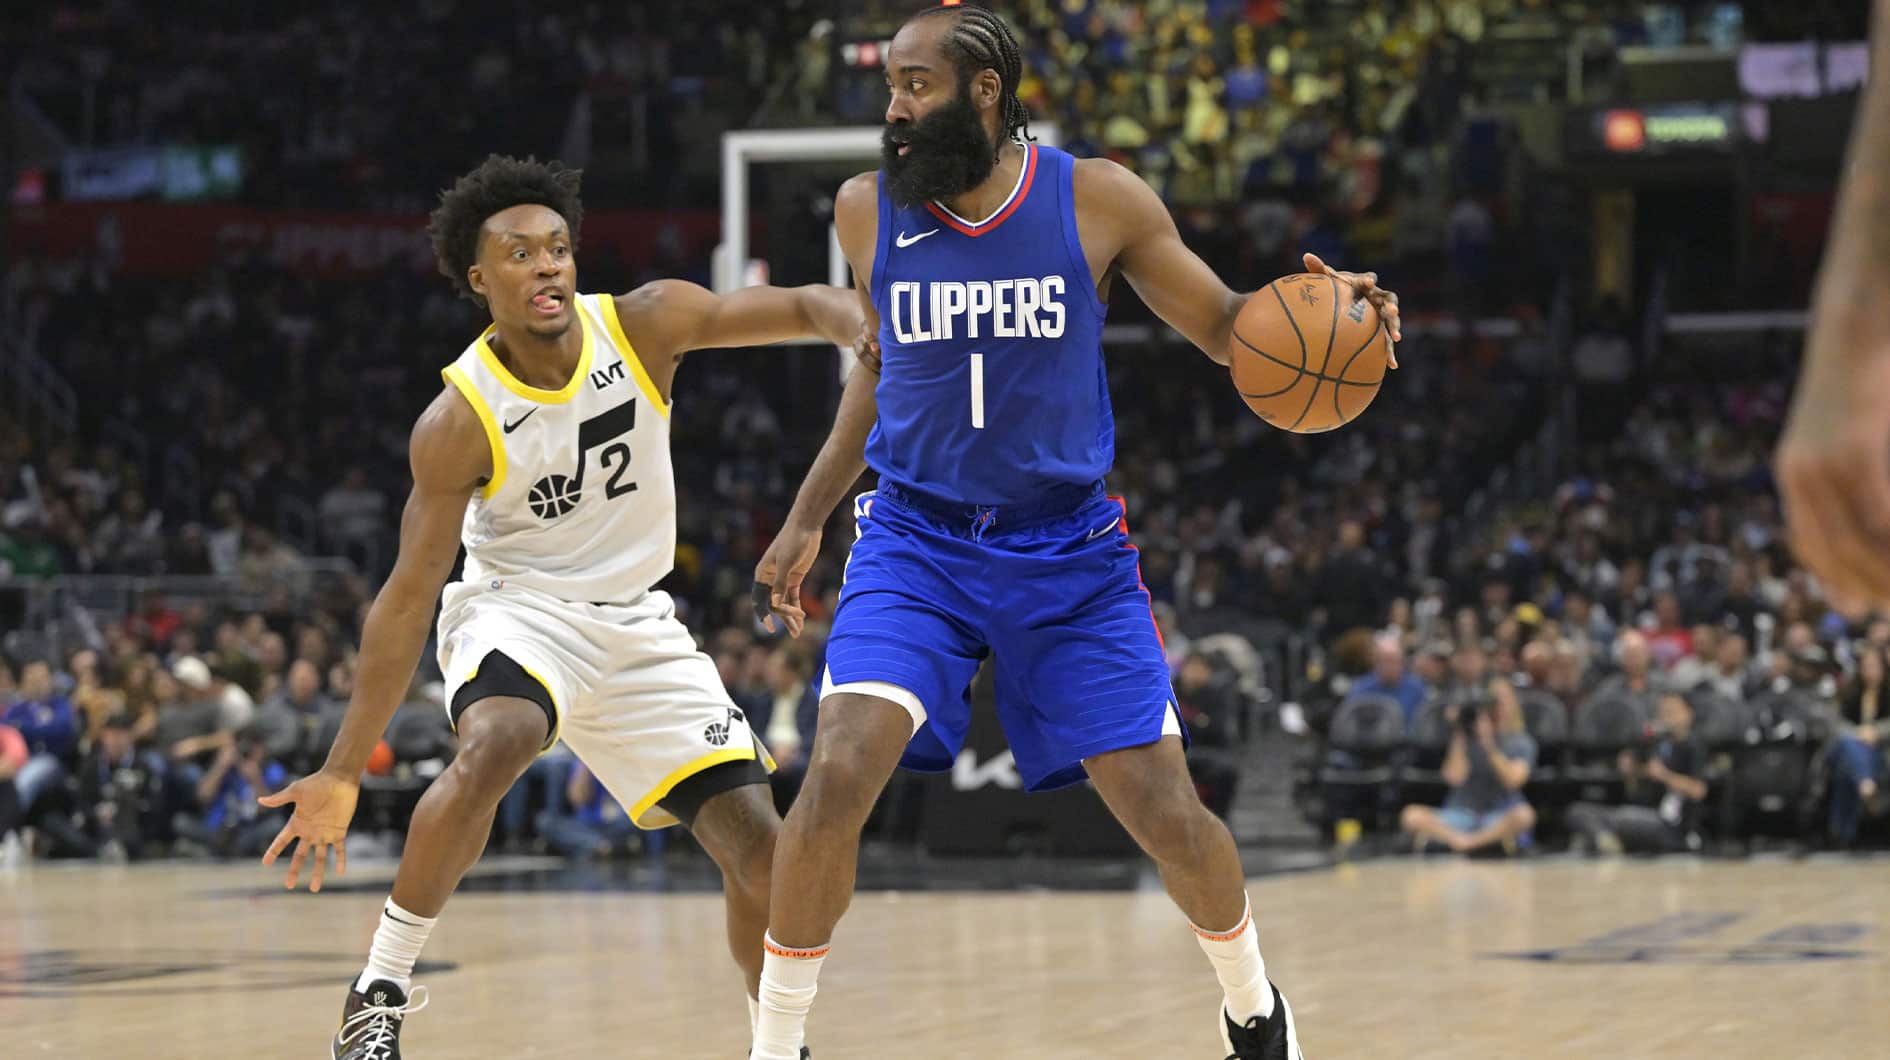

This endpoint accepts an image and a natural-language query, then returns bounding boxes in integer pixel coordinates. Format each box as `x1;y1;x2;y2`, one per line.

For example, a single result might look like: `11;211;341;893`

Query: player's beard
881;87;999;208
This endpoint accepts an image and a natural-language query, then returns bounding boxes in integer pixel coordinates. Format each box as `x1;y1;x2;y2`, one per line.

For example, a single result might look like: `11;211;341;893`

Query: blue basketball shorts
820;482;1183;792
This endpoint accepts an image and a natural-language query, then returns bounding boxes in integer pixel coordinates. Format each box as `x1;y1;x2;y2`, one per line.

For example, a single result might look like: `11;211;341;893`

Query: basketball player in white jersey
257;155;860;1060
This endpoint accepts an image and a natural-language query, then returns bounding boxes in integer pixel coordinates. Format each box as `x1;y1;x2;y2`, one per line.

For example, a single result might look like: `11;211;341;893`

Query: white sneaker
0;831;25;870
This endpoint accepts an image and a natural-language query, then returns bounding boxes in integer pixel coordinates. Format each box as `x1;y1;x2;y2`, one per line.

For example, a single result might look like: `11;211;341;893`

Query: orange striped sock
1191;899;1274;1022
752;933;829;1060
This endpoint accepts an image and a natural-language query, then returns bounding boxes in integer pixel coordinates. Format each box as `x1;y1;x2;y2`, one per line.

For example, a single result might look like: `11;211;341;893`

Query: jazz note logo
527;399;640;520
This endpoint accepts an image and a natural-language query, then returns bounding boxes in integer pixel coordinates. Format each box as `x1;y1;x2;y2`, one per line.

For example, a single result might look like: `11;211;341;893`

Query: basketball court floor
4;850;1885;1058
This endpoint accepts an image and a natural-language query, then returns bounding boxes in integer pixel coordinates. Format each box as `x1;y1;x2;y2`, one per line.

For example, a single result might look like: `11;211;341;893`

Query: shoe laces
1224;1012;1264;1060
341;986;428;1060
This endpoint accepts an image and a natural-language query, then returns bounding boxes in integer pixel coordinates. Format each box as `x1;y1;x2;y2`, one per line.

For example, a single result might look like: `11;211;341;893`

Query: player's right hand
854;321;882;374
756;521;823;638
258;770;359;893
1775;310;1890;608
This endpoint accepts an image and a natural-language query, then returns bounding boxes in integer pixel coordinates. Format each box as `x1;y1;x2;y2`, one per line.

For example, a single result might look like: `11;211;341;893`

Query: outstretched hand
1303;252;1402;367
258;770;359;893
755;521;824;638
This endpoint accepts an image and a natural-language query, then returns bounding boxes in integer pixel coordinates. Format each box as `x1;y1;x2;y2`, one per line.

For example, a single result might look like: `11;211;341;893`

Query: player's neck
937;140;1026;224
487;321;583;391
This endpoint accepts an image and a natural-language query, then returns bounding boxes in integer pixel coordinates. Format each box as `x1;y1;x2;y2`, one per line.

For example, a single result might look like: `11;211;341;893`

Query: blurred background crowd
2;0;1879;866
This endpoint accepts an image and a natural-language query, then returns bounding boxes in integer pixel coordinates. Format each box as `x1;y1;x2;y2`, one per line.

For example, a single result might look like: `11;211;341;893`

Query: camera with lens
1454;699;1485;735
1626;724;1664;766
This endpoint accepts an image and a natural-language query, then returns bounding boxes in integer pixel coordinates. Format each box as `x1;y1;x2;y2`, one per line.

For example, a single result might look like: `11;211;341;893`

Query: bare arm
616;280;863;362
1081;158;1402;366
566;765;594;808
198;747;236;806
1775;0;1890;605
1485;744;1532;791
318;389;486;780
1646;758;1708;801
1441;731;1471;787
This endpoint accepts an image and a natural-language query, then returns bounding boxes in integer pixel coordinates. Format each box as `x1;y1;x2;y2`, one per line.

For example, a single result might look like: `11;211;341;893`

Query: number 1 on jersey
970;352;985;430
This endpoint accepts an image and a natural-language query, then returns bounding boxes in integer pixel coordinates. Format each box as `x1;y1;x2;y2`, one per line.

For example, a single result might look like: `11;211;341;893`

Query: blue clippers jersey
866;143;1112;507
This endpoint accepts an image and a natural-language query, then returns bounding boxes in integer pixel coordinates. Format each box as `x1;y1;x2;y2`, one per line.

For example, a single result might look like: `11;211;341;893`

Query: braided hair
909;2;1035;150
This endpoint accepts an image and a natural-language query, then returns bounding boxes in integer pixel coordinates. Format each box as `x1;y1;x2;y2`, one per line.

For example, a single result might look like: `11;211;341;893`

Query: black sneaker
1220;983;1303;1059
332;978;429;1060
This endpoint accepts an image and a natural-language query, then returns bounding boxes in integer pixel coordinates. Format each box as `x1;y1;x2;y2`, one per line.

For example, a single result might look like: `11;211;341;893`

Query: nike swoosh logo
503;409;537;433
1086;522;1117;542
896;229;940;248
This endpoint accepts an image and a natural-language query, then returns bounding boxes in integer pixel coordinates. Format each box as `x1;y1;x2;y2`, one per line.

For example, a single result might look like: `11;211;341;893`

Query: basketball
366;739;396;776
1229;273;1388;434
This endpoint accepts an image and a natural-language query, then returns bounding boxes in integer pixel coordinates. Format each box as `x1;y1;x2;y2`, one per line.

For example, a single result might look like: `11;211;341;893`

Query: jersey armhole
442;364;507;500
1055;151;1110;317
592;294;673;419
870;175;892;298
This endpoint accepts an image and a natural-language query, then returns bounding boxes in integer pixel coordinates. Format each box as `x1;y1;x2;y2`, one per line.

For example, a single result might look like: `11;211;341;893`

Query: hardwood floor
4;855;1885;1058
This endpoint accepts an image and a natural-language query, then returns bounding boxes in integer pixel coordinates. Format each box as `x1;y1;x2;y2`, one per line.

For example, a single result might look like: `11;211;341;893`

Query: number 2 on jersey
574;399;639;499
970;352;985;430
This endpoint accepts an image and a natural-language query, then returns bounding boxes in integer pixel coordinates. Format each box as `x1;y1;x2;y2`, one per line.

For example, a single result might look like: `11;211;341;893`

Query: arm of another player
1775;0;1890;607
1084;158;1402;366
616;279;863;359
755;171;885;637
258;389;486;892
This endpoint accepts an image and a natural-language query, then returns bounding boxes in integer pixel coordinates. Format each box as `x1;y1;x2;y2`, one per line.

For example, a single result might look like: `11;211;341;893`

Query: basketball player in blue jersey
748;6;1401;1059
257;155;859;1059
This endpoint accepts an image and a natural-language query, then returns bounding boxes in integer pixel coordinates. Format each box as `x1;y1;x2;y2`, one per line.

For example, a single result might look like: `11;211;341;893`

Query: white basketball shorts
436;581;773;829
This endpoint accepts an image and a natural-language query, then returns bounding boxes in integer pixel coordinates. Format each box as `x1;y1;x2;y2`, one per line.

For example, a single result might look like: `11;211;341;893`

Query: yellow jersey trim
515;658;565;752
474;309;595;405
442;364;507;500
594;293;672;419
627;747;757;826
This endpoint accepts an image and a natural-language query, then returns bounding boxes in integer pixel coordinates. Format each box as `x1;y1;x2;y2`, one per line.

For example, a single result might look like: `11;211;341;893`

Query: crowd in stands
0;579;825;865
1307;376;1890;853
8;253;1881;862
9;0;817;211
6;2;1877;865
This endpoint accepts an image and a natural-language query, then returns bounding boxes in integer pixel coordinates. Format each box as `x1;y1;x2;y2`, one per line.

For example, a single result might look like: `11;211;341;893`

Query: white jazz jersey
440;292;674;605
434;293;773;830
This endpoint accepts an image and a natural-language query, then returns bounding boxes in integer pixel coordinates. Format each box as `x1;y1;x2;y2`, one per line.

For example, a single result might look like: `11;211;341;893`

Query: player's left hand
1303;252;1402;367
754;519;824;638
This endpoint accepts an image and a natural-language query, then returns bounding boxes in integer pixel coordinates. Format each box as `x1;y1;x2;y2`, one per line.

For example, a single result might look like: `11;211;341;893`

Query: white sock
748;994;760;1037
1192;899;1274;1023
355;898;437;994
751;933;828;1060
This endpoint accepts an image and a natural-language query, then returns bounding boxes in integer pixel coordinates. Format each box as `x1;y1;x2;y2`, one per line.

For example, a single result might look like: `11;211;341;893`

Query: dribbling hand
258;770;359;893
1302;252;1403;366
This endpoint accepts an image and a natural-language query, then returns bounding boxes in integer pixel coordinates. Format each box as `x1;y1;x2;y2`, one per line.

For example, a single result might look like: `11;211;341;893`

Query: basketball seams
1320;275;1341;374
1267;280;1310;373
1330;317;1386;423
1239;273;1385;432
1232;330;1377;388
1283;275;1341;431
1231;332;1308;399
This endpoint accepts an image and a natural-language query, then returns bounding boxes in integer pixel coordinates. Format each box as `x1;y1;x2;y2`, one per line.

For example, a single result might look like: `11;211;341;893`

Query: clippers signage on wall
63;146;245;202
9;203;726;278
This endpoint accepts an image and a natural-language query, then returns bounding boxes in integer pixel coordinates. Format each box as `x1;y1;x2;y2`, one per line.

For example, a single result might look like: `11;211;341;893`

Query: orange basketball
1229;273;1388;433
366;739;396;776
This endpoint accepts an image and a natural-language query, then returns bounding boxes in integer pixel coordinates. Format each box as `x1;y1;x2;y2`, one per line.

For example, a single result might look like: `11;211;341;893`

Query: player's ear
467;265;486;302
975;68;1001;110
